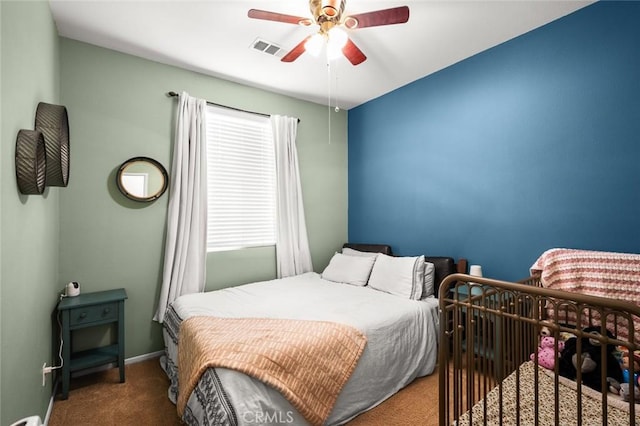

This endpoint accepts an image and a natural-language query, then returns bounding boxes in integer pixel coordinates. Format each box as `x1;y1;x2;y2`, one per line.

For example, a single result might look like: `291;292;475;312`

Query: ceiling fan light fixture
322;6;337;17
328;27;348;49
326;28;347;61
304;33;324;57
326;42;343;61
248;1;409;66
321;0;340;17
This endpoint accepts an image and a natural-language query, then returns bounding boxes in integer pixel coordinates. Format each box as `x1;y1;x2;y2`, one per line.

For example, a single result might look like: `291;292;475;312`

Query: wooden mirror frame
116;156;169;202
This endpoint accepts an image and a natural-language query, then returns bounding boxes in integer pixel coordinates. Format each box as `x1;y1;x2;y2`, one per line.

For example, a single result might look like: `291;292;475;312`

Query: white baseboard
44;350;165;425
125;350;164;365
44;393;54;425
72;350;164;378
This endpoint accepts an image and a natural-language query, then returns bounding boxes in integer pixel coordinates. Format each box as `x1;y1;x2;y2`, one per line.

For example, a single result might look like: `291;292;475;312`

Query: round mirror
116;157;168;202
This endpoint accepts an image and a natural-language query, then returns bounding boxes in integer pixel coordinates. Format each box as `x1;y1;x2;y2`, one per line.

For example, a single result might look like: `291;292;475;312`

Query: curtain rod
166;91;300;123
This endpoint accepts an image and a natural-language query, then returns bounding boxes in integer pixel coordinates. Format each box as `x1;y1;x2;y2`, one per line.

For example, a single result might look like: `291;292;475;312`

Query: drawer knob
79;312;87;319
103;307;111;314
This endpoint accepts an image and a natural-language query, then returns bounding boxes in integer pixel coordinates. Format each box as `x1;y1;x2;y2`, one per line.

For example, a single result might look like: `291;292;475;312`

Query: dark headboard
342;244;466;298
425;256;467;298
342;243;393;256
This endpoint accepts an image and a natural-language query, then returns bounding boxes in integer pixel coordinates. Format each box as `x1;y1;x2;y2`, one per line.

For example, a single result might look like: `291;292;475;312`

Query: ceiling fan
248;0;410;66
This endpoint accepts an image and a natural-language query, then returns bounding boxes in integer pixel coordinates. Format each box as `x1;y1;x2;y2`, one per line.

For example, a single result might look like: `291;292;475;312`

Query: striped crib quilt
530;248;640;340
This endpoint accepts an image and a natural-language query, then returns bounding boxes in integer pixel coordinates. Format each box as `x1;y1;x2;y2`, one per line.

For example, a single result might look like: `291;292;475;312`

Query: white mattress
163;272;440;425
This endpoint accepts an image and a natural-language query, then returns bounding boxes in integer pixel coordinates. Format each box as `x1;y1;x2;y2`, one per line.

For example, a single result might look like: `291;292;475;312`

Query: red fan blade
248;9;312;26
344;6;409;29
281;36;311;62
342;38;366;66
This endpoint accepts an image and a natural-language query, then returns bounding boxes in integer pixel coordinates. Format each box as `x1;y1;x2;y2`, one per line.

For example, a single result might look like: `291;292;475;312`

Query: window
205;105;276;251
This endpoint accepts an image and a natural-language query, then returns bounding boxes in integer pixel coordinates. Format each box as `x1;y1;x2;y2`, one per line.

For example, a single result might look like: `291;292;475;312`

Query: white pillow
421;261;436;299
321;252;377;286
368;253;425;300
342;247;380;258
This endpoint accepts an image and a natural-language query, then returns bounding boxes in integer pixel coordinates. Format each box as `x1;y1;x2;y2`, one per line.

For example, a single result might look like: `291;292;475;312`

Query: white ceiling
48;0;594;110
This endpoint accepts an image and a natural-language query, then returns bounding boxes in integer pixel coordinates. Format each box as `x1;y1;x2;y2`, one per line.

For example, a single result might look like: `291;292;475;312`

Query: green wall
0;7;346;421
59;39;348;358
0;1;60;424
0;1;3;420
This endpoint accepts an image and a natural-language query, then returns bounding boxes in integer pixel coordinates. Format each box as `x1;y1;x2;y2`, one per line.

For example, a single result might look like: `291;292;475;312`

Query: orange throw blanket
177;317;367;426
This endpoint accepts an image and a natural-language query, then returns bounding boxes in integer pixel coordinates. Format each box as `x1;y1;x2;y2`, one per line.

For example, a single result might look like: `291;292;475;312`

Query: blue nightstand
450;283;505;374
57;288;127;399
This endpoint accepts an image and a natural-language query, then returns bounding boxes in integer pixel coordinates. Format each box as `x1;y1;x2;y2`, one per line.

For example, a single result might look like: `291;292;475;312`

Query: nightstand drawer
69;302;118;327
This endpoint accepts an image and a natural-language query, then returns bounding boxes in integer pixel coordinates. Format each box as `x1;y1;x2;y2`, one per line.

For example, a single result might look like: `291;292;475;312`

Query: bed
439;249;640;426
161;243;466;425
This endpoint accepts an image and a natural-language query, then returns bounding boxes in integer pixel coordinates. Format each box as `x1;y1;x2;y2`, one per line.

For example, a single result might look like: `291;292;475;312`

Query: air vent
251;38;284;58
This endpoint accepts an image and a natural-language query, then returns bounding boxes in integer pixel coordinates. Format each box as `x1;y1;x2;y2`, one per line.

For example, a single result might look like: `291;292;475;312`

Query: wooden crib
439;273;640;426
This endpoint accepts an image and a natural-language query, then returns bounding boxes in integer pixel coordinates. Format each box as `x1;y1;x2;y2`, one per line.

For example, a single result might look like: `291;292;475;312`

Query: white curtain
154;92;208;323
272;115;313;278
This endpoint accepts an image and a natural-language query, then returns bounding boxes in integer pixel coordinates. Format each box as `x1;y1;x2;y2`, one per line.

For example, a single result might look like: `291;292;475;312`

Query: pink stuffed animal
531;336;564;370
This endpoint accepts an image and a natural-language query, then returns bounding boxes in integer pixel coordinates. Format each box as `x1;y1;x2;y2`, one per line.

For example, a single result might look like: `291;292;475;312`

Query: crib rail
439;273;640;426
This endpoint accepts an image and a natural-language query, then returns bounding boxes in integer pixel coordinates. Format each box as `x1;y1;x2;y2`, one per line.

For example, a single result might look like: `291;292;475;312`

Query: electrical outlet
42;363;53;386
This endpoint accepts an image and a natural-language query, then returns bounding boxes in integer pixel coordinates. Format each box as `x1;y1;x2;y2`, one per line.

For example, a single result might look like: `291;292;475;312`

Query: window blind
206;105;276;251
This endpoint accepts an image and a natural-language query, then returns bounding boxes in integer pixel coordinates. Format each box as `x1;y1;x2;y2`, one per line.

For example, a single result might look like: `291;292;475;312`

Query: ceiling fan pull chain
334;66;340;113
327;60;332;144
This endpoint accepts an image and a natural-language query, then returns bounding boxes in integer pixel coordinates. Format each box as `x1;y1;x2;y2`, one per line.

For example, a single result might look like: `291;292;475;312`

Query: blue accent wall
348;1;640;281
